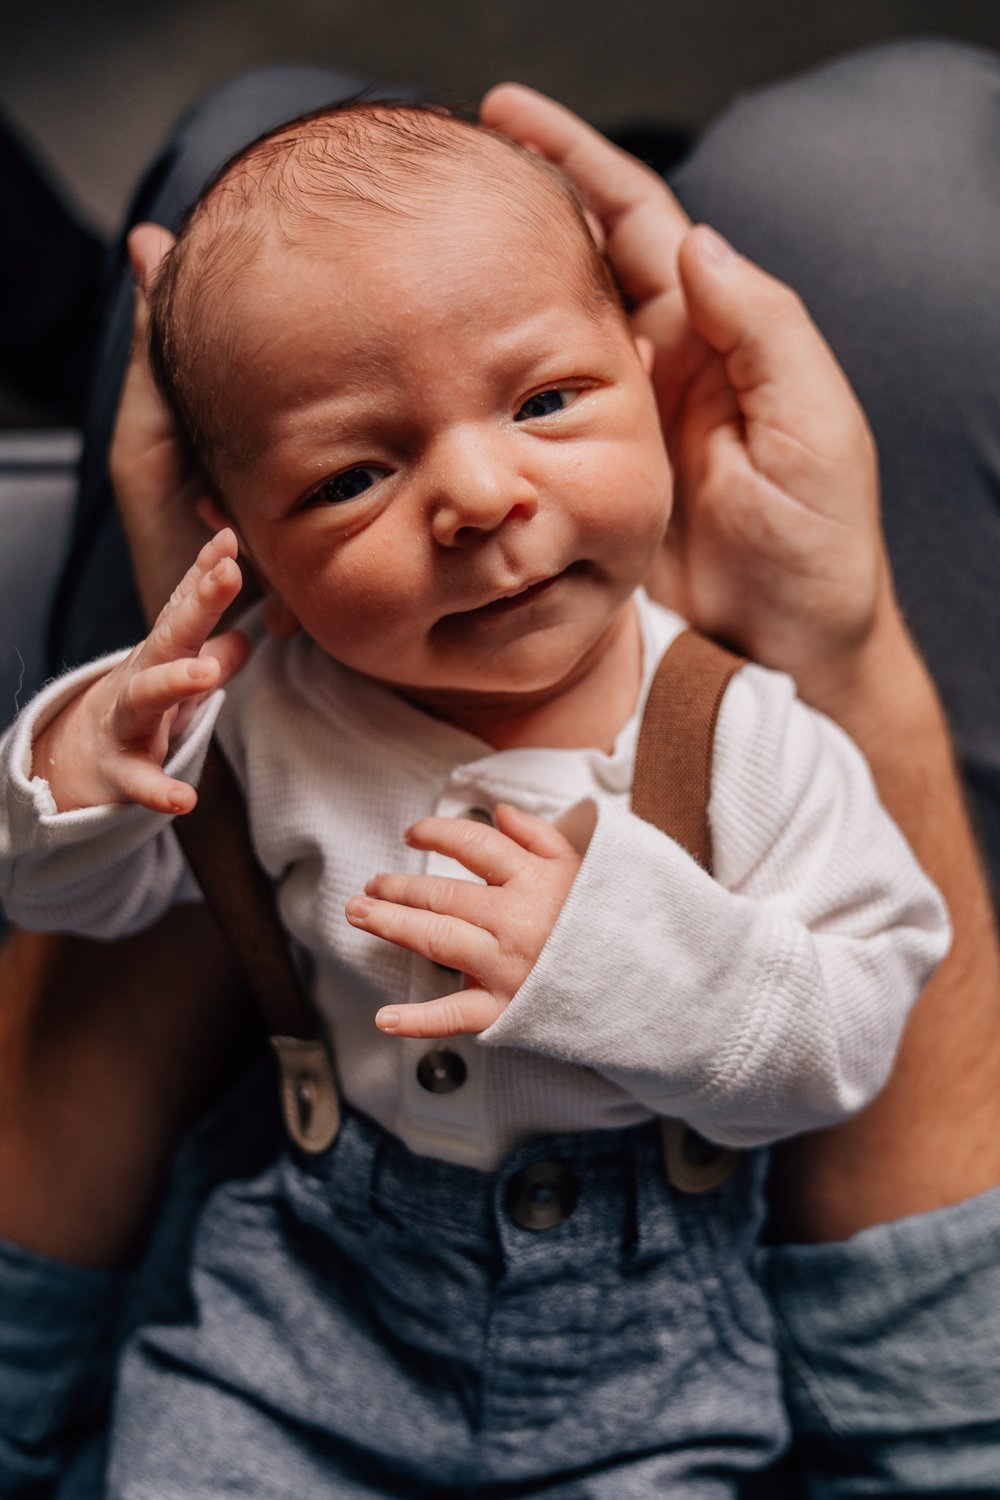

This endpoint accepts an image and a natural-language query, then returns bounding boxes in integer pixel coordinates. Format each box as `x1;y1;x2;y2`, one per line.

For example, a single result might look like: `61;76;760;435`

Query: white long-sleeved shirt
0;593;949;1167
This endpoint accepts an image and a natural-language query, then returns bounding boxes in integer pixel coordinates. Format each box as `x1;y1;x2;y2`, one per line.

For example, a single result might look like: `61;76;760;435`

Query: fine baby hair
146;99;622;487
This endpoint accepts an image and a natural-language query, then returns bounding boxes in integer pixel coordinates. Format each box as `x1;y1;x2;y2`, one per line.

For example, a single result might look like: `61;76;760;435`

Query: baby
0;104;948;1494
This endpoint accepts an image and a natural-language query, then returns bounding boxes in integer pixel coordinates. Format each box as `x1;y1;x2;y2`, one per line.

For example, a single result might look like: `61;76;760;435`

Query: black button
506;1160;579;1231
416;1049;467;1094
462;806;494;826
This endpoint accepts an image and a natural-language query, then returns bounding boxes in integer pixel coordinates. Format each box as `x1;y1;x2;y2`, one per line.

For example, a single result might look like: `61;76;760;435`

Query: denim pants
102;1109;785;1498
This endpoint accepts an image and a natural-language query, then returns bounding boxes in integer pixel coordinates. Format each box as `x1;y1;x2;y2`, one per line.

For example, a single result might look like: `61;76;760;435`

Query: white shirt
0;593;949;1167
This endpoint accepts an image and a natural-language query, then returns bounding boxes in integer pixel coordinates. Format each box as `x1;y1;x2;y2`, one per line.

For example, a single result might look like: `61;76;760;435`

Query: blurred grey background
4;0;1000;234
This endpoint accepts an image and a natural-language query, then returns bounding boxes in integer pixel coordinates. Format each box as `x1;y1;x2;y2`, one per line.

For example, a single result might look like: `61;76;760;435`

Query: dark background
4;0;1000;233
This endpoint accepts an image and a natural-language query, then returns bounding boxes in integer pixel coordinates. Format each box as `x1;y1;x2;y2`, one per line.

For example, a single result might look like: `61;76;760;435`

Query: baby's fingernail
692;225;740;268
376;1008;400;1031
187;660;210;682
346;897;372;921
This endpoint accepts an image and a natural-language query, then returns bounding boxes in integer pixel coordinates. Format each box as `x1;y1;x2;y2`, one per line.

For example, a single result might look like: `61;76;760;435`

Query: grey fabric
0;432;78;730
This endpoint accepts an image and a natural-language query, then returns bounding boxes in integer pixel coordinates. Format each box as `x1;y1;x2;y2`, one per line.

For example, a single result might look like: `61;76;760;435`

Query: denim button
416;1049;467;1094
506;1161;579;1231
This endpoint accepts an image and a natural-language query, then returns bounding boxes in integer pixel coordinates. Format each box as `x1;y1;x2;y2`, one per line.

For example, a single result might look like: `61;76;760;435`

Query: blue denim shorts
104;1106;786;1498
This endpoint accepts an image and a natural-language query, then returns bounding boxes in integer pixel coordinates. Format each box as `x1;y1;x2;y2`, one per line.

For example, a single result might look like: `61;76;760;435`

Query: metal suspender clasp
271;1036;341;1153
661;1118;741;1194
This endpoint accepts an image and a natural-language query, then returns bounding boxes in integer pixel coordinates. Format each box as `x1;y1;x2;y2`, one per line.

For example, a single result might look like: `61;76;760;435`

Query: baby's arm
31;529;245;816
0;531;247;935
350;667;948;1146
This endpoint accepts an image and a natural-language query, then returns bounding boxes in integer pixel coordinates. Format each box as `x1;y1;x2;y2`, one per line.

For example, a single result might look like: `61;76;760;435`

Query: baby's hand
346;804;581;1037
32;529;248;814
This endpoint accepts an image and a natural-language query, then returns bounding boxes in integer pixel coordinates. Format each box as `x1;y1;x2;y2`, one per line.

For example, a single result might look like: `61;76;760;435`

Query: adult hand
109;224;214;625
481;85;895;713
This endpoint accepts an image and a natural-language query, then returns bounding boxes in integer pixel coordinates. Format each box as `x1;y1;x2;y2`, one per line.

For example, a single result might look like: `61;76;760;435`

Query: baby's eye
313;466;386;505
514;389;576;422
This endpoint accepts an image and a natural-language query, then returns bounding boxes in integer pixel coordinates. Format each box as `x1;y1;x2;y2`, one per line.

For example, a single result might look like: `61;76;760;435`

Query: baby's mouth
455;563;584;621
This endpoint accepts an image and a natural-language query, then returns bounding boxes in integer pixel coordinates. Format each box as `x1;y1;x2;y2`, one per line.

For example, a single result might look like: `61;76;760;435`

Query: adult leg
671;38;1000;895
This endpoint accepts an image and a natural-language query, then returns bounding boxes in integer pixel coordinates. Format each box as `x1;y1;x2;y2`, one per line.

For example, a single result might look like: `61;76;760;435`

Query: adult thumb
677;224;856;430
127;223;176;298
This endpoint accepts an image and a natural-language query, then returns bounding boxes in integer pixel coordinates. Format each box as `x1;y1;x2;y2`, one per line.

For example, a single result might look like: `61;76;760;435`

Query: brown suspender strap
632;628;744;871
632;629;746;1193
175;741;340;1151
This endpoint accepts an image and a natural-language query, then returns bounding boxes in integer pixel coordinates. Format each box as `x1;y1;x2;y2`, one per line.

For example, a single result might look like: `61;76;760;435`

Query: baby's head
148;102;672;723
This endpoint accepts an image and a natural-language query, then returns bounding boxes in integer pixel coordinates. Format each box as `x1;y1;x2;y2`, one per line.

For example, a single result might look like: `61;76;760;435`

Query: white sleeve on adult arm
479;664;950;1147
0;654;222;938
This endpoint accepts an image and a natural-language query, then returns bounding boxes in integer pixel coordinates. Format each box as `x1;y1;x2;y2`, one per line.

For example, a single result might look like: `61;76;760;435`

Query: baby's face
212;188;672;723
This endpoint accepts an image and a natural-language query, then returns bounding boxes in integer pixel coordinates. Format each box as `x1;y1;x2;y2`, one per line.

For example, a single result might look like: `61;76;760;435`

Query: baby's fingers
346;895;489;975
143;530;242;667
363;871;489;923
112;656;221;744
375;987;504;1038
493;802;577;860
111;757;198;817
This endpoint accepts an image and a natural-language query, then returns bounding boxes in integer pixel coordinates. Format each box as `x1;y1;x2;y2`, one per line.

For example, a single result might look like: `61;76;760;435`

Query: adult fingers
677;226;866;467
127;222;175;296
375;988;505;1038
480;83;688;303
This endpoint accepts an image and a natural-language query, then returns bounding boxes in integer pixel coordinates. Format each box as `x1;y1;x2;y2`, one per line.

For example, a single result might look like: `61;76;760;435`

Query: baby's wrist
30;681;109;813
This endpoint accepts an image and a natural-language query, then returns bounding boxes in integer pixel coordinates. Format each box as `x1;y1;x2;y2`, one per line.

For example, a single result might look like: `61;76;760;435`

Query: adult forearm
770;609;1000;1241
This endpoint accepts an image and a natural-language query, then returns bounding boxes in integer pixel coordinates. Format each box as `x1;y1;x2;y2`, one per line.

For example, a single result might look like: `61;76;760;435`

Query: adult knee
673;39;1000;327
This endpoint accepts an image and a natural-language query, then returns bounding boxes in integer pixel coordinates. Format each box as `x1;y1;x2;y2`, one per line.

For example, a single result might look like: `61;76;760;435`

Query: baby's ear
197;496;231;536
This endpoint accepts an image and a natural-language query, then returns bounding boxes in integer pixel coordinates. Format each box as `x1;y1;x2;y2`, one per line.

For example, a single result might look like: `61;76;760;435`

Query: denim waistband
289;1106;764;1263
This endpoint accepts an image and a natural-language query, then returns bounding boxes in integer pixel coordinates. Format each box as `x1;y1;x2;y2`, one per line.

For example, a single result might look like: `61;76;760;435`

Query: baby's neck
405;600;644;753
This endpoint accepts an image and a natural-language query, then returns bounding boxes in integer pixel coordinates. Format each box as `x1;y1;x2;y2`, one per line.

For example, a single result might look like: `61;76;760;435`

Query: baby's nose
427;430;537;545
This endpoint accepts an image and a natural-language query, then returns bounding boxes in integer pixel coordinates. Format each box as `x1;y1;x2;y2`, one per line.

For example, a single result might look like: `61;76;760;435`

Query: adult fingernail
376;1008;400;1031
693;225;741;268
